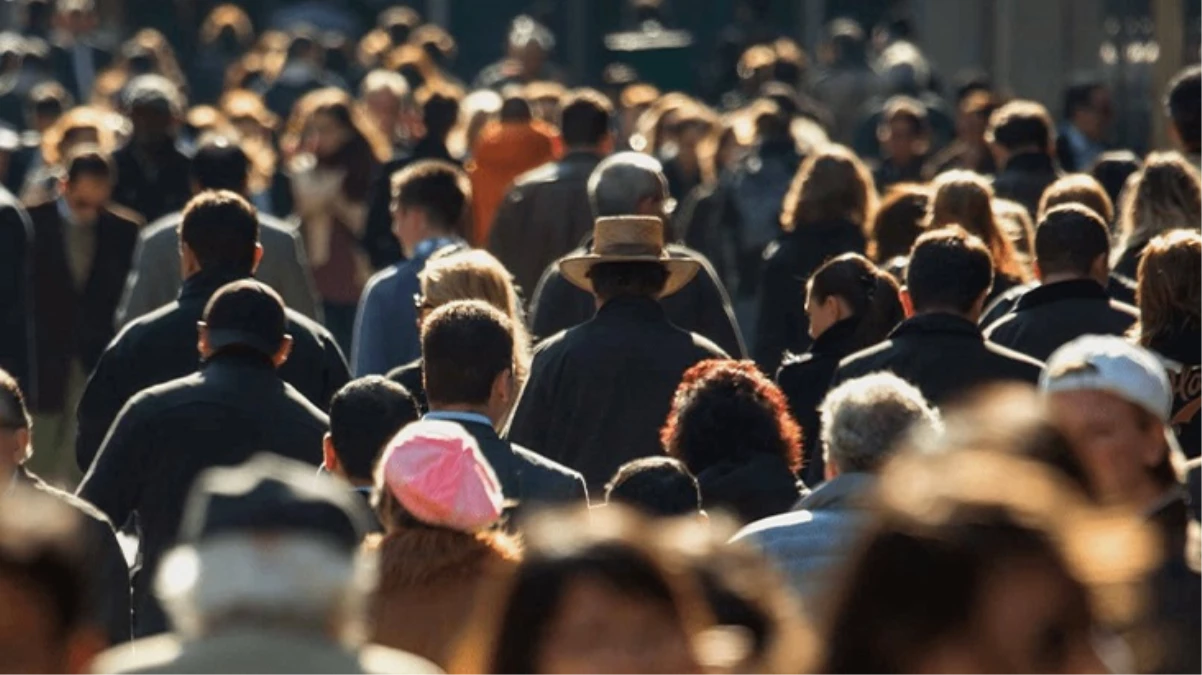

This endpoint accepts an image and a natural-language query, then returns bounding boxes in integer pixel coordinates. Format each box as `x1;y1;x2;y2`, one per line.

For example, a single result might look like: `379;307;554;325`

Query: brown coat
368;528;519;669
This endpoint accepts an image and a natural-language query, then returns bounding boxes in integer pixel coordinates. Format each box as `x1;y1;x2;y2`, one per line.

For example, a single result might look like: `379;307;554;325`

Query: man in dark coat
507;216;728;489
0;367;130;646
78;279;330;639
48;0;112;103
833;227;1043;405
527;151;745;358
488;89;610;300
76;191;348;472
422;300;587;511
110;75;192;222
0;183;33;395
986;100;1061;218
985;205;1138;362
26;147;140;481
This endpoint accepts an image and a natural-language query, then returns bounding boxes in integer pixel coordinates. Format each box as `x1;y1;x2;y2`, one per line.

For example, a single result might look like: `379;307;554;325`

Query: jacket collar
795;472;876;512
179;269;250;305
810;317;861;356
199;352;280;380
1003;151;1056;174
424;410;494;429
595;295;669;324
890;312;983;341
1014;279;1109;311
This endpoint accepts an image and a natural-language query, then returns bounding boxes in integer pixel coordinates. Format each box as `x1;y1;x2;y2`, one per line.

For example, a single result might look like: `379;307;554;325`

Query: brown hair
869;183;929;262
781;145;878;232
200;4;254;49
1133;229;1202;347
284;88;391;200
808;253;904;353
1115;152;1202;262
1038;173;1115;224
39;105;115;166
927;170;1030;281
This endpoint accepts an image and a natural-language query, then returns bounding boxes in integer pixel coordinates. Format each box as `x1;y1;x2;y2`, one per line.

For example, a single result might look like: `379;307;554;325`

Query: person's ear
322;433;341;476
899;287;915;318
492;368;514;406
967;290;989;322
272;335;294;368
180;241;201;279
1089;253;1109;285
197;322;212;359
1033;260;1045;282
251;242;264;274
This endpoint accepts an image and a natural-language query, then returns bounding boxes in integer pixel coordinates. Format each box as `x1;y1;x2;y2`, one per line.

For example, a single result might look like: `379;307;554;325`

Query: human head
1089;151;1140;219
323;377;419;486
604;457;702;518
197;280;292;368
877;96;930;165
955;89;999;146
499;93;533;123
823;18;867;68
412;23;457;71
560;88;613;152
662;360;802;477
1133;229;1201;348
1034;205;1111;285
1164;65;1200;154
54;0;97;38
0;368;31;478
421;300;516;426
1062;77;1113;142
806;253;903;349
818;372;939;478
588;151;670;221
1037;173;1114;224
359;69;409;142
1115;151;1201;257
122;74;183;146
993;197;1036;261
1041;336;1182;508
506;15;554;77
378;6;421;44
26;81;70;133
389;160;470;258
58;144;112;227
415;82;461;142
154;455;375;643
39;105;111;168
905;226;994;320
294;88;389;168
190;135;250;195
927;169;1027;282
781;145;877;232
199;4;253;53
870;183;928;263
0;488;104;674
178;189;262;279
986;99;1055;166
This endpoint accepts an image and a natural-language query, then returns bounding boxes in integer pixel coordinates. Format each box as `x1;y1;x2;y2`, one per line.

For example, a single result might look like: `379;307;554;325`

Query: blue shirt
350;237;463;376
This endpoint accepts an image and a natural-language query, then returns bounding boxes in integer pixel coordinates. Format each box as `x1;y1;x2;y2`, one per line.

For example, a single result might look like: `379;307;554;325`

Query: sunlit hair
808;253;904;353
927;170;1030;281
39;105;115;166
631;91;694;154
993;197;1036;261
1038;173;1115;224
1133;229;1202;347
869;183;929;262
283;88;391;202
420;250;531;389
781;145;878;233
200;4;254;49
218;89;280;195
1115;152;1202;265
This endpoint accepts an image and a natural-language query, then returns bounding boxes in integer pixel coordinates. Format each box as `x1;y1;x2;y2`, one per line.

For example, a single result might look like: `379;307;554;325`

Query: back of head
416;83;462;140
329;376;419;483
809;253;904;352
879;95;930;139
63;144;114;184
390;159;470;236
1062;76;1105;122
181;190;260;276
781;145;877;231
559;88;613;149
986;99;1054;154
1034;204;1110;279
588;151;667;218
871;183;929;262
499;94;533;123
1165;65;1201;153
1119;151;1202;250
1037;173;1114;224
605;457;701;517
421;300;514;407
191;135;250;194
1135;229;1202;346
906;226;994;315
928;170;1024;280
421;249;520;317
1089;150;1140;211
825;18;866;67
359;69;409;104
819;372;940;474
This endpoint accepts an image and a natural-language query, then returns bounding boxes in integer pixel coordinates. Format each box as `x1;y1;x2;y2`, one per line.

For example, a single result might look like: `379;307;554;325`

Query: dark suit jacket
78;355;329;638
507;295;728;489
28;200;140;412
111;142;193;222
386;358;427;414
832;313;1044;406
76;269;349;472
51;40;112;102
0;187;34;394
984;279;1139;362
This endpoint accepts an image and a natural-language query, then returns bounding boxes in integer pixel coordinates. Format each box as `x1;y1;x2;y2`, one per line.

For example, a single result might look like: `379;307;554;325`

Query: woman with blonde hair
19;105;118;203
1113;152;1202;282
386;249;531;413
926;169;1031;301
755;145;877;374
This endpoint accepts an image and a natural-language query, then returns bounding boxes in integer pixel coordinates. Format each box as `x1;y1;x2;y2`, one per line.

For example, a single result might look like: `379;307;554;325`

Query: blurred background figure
1056;76;1113;173
604;455;702;518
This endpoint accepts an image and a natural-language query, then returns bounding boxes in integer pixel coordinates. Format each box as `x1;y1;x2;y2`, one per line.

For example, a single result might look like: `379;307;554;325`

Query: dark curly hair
661;360;802;474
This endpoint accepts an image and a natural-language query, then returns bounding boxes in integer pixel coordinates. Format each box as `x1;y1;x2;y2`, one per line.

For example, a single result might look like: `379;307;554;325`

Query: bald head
587;151;670;220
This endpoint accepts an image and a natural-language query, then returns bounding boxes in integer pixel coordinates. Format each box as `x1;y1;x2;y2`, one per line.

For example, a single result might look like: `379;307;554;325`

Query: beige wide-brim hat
559;216;700;298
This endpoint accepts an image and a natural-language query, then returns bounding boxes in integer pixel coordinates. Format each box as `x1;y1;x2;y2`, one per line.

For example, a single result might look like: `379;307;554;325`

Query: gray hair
360;69;410;102
588;151;669;218
820;372;941;473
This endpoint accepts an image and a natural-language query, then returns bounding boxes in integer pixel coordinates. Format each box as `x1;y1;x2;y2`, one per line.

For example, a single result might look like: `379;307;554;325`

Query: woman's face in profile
535;574;699;674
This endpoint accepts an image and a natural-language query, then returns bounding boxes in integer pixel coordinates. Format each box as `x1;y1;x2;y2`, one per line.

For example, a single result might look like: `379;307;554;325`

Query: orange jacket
468;119;559;246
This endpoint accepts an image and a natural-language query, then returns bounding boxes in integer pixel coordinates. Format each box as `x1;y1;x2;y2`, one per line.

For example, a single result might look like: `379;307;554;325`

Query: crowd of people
0;0;1199;673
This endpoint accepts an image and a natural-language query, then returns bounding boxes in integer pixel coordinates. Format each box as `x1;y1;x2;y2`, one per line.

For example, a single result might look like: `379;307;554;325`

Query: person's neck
914;307;977;323
1038;272;1097;286
429;402;496;427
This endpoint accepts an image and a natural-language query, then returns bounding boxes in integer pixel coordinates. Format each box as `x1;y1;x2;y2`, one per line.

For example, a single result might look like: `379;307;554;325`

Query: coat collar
889;312;983;341
795;472;876;512
594;295;669;324
1014;279;1109;311
1002;151;1057;174
179;269;250;305
810;317;861;356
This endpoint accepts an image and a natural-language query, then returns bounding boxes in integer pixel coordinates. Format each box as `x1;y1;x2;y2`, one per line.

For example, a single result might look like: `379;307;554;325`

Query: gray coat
115;211;321;327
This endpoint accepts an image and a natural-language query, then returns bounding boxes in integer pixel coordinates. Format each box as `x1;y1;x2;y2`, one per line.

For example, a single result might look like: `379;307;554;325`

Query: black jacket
76;269;348;472
695;453;804;525
507;296;728;489
1149;327;1201;460
1112;241;1147;284
15;466;131;645
0;187;33;394
754;219;867;374
77;354;329;638
984;280;1138;362
832;313;1044;406
111;141;193;222
528;243;746;358
363;137;458;270
981;275;1137;327
488;151;601;300
991;151;1060;218
50;40;113;103
386;358;427;414
777;317;863;486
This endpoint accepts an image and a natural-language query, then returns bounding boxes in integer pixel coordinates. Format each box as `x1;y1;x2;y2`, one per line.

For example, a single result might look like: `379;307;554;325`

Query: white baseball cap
1040;335;1173;422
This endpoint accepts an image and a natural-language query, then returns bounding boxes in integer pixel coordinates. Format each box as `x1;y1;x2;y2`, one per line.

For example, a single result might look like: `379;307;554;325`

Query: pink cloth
380;420;504;531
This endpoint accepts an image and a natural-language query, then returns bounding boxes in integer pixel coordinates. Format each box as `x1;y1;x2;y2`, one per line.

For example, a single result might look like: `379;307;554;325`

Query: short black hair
180;190;259;275
191;136;250;193
417;85;461;140
390;160;470;234
64;145;114;183
1062;77;1105;121
906;227;994;314
587;261;668;301
500;95;533;123
0;367;29;429
986;100;1054;153
421;300;514;407
329;376;419;482
26;81;70;121
1165;65;1201;152
604;457;701;517
559;89;613;148
1035;205;1110;278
